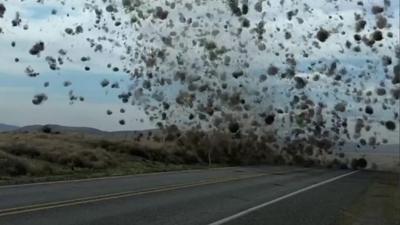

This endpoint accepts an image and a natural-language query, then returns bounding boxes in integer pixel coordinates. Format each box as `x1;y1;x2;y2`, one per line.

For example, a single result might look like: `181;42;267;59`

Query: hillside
6;124;161;140
1;124;398;184
0;132;207;184
0;123;19;132
0;128;291;184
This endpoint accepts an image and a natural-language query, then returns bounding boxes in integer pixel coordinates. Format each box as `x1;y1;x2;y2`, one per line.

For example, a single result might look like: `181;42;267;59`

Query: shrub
0;152;28;176
148;148;169;162
339;163;349;170
70;154;87;168
195;148;210;163
96;139;114;150
35;164;54;176
293;155;305;165
273;155;286;165
128;146;150;159
351;158;368;170
25;163;55;176
42;126;52;134
173;149;199;164
357;158;368;168
303;159;315;168
351;159;359;170
327;159;342;169
2;144;41;158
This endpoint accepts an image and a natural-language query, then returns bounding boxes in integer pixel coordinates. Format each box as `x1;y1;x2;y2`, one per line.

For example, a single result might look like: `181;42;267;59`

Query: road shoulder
335;171;400;225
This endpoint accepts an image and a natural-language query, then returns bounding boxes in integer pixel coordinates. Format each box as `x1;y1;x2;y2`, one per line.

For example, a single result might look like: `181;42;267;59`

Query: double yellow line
0;172;280;217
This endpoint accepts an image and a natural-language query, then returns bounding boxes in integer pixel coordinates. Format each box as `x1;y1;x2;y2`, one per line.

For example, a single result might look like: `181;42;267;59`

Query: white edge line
208;170;360;225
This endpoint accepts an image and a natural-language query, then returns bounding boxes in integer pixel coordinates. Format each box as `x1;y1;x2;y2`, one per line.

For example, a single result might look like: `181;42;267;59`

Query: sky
0;0;399;142
0;0;155;131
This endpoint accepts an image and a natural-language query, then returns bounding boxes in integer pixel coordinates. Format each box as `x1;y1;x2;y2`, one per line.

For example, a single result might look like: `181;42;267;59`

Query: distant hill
10;124;160;139
0;123;19;132
16;124;105;135
337;142;400;154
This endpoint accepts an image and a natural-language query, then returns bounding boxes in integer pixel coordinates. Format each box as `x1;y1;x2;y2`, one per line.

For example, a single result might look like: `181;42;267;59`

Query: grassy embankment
0;130;282;185
0;130;348;185
0;132;216;185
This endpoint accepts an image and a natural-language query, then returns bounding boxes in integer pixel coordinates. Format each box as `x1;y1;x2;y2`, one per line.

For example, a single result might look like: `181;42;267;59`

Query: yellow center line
0;169;306;217
0;166;243;189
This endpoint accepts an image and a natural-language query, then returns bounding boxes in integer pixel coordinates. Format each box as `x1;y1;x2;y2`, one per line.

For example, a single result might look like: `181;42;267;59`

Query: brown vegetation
0;129;342;184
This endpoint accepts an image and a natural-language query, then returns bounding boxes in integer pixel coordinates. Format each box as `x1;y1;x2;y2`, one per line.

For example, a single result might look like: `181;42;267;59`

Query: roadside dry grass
0;130;333;185
0;132;221;185
336;172;400;225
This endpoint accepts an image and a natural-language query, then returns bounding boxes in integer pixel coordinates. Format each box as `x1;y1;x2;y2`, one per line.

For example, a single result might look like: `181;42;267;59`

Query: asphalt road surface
0;166;390;225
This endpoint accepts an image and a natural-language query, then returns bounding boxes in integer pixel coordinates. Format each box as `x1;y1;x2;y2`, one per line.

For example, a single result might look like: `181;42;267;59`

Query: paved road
0;166;383;225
